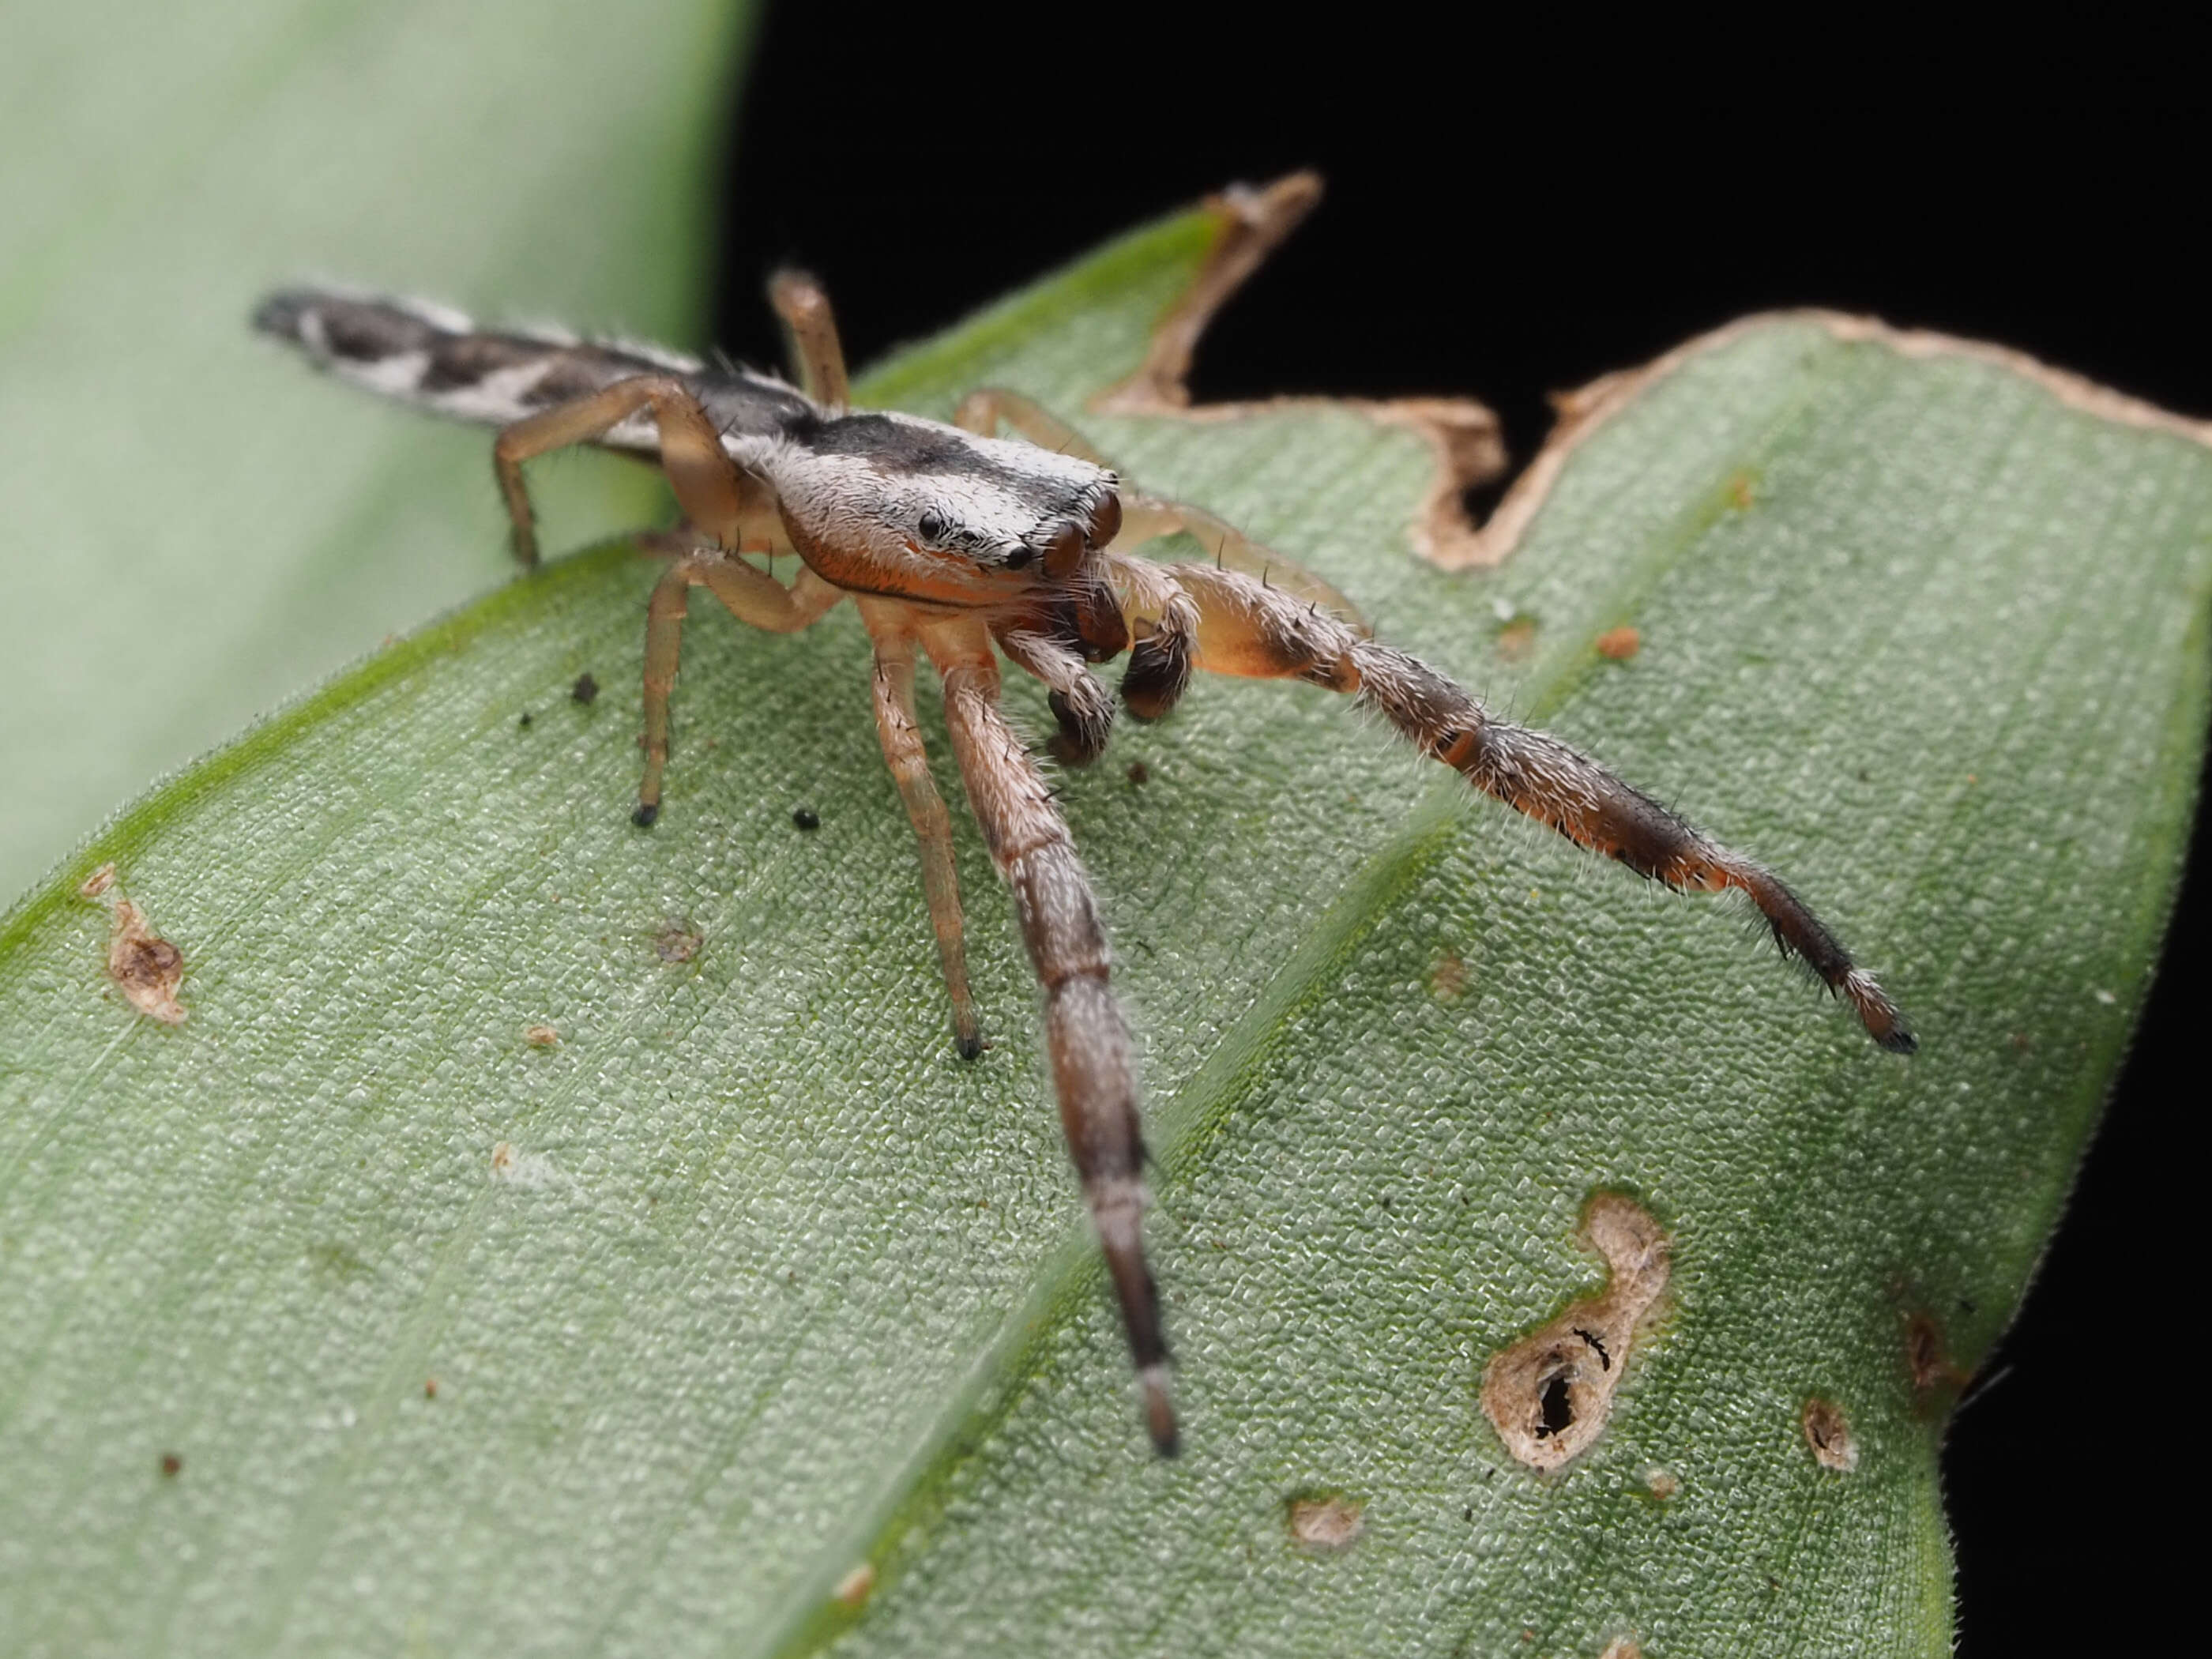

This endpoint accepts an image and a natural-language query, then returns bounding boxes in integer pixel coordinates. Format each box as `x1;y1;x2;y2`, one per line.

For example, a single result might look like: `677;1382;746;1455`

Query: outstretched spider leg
1103;553;1917;1053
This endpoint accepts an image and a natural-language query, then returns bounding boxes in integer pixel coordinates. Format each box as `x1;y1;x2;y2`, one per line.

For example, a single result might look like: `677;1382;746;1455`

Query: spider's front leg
1108;553;1918;1053
916;612;1178;1455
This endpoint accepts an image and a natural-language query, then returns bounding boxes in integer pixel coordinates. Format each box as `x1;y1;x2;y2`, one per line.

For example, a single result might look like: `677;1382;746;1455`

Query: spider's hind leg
768;269;849;412
492;373;748;567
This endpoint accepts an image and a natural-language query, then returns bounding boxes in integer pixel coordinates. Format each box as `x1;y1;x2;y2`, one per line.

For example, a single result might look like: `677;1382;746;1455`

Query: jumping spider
255;242;1913;1458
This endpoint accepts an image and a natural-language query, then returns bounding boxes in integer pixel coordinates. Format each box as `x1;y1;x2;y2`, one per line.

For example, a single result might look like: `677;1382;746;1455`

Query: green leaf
4;201;2208;1657
0;0;751;901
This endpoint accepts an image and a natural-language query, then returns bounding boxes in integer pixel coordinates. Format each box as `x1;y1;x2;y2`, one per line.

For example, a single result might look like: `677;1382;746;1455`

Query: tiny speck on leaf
833;1563;875;1608
1596;626;1641;661
78;861;117;899
524;1024;560;1048
1429;950;1468;1001
653;919;702;962
792;807;820;831
159;1453;182;1478
1496;615;1538;664
571;673;599;704
424;1379;438;1400
1126;761;1150;785
517;710;533;728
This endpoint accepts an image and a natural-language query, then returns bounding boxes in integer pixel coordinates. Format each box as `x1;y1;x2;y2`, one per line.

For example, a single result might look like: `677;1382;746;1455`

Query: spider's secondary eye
916;510;949;545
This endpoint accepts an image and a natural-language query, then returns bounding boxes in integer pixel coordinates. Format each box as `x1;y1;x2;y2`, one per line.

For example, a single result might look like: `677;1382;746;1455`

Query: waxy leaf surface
2;199;2206;1657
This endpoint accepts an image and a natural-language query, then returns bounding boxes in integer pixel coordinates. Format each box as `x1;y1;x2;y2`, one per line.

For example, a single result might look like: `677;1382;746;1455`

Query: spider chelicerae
254;191;1913;1458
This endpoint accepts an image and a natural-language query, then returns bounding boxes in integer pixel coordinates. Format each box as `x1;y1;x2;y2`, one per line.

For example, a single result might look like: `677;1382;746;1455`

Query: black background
714;12;2199;1650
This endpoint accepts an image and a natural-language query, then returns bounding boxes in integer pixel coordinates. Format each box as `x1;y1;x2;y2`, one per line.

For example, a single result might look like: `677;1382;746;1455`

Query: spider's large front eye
916;509;949;546
1087;489;1122;549
1043;521;1085;577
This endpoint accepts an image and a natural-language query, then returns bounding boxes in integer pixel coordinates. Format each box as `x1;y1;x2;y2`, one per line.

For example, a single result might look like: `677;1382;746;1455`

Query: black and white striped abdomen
252;288;814;457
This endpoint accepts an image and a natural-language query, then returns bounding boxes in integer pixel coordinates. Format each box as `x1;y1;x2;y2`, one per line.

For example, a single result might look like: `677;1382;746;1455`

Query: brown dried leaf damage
1801;1397;1858;1473
78;867;186;1025
1285;1492;1364;1553
1481;1193;1670;1471
1094;173;1509;570
1452;309;2212;572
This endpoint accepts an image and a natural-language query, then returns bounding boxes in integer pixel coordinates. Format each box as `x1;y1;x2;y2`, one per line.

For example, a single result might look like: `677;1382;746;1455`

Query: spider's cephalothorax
255;261;1914;1458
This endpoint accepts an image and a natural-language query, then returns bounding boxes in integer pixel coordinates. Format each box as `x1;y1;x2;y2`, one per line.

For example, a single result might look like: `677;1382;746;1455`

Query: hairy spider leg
636;544;845;824
918;613;1179;1455
857;600;983;1057
767;269;851;412
487;372;845;822
954;388;1112;464
493;374;758;566
1105;553;1918;1054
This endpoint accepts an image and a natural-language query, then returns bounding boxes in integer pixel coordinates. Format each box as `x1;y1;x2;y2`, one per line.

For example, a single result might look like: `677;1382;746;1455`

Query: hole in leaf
1535;1374;1574;1438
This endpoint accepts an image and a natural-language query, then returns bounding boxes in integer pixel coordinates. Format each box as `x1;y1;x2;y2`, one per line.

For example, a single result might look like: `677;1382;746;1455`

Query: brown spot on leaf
1286;1492;1364;1553
1126;760;1149;786
654;918;703;962
424;1378;438;1400
1430;950;1468;1001
523;1024;560;1048
1496;615;1539;664
159;1452;182;1477
1643;1467;1679;1500
1802;1397;1858;1472
107;897;186;1025
1481;1193;1670;1471
833;1563;875;1608
1595;626;1641;661
1599;1640;1643;1659
570;672;599;705
1728;472;1757;510
1907;1311;1969;1408
77;861;117;898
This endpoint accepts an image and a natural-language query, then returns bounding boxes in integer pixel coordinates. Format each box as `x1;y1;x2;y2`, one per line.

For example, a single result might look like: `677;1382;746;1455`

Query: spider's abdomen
253;288;813;455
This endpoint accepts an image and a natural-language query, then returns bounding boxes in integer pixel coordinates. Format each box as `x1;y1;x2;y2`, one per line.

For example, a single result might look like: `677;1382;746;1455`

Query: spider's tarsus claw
631;800;659;828
1840;967;1916;1053
1142;1365;1179;1458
